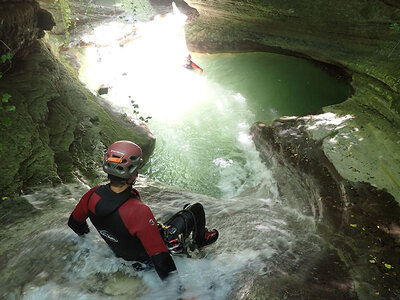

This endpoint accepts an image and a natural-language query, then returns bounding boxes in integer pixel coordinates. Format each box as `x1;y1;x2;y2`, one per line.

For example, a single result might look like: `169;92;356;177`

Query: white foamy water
0;172;321;300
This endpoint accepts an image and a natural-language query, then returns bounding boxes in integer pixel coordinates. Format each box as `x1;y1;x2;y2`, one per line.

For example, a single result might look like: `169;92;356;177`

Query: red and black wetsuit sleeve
120;203;177;280
68;185;100;235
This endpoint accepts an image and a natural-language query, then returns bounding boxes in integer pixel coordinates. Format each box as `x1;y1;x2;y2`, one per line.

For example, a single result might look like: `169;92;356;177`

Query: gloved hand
76;222;90;235
68;215;90;235
82;223;90;235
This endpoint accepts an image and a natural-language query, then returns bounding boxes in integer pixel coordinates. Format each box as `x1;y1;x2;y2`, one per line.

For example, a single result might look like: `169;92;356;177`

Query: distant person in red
68;141;218;281
184;54;203;74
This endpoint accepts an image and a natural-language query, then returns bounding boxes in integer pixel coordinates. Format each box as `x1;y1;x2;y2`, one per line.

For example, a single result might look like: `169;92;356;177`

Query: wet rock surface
249;120;400;299
38;0;126;38
185;0;400;90
0;1;155;195
183;0;400;204
149;0;199;21
0;0;52;62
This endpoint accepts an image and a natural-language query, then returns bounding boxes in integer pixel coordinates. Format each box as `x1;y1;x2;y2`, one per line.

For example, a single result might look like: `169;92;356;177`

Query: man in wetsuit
68;140;218;281
184;54;203;74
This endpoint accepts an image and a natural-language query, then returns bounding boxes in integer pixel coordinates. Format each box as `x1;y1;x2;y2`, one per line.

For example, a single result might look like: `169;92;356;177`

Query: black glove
77;222;90;235
68;215;90;235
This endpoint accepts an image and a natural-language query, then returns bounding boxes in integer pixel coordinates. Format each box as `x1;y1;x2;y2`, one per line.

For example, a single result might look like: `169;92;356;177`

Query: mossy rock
0;40;155;195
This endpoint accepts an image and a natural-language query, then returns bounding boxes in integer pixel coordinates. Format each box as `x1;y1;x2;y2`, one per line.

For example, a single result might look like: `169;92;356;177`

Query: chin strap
127;171;139;185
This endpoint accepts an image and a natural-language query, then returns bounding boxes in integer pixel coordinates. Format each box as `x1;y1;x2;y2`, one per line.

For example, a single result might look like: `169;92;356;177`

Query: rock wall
0;0;53;60
185;0;400;89
247;121;400;299
0;1;155;195
183;0;400;201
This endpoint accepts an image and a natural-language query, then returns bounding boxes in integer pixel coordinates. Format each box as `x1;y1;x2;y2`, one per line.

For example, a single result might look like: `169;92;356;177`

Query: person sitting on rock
68;140;218;281
184;54;203;74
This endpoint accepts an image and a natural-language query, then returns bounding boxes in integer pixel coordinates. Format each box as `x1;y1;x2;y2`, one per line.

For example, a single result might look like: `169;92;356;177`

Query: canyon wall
184;0;400;201
0;0;155;195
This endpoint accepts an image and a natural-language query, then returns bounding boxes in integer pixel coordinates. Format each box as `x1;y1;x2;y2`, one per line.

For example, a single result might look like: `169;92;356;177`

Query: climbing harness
158;207;198;255
158;222;186;254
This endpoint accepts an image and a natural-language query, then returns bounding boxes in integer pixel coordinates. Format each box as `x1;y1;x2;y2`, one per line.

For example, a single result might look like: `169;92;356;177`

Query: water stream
0;3;351;299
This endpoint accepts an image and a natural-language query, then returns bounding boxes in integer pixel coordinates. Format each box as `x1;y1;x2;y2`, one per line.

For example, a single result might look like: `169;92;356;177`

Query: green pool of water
72;0;350;200
140;52;350;198
197;53;350;121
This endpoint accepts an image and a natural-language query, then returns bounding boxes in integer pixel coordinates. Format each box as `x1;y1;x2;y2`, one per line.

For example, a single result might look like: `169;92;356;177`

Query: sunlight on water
75;1;349;199
78;6;204;121
75;6;279;198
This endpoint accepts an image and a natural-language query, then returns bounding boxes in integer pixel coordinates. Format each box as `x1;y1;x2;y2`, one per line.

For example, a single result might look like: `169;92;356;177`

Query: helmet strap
127;171;139;186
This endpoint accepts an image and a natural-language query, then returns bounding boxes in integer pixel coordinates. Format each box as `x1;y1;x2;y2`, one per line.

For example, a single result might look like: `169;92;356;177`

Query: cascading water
0;3;351;299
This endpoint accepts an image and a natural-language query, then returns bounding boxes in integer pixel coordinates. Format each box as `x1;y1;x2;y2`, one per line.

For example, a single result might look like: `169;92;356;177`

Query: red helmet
103;141;144;178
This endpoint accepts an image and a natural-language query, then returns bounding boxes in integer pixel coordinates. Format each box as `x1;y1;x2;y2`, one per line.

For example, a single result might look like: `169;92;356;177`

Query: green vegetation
0;39;15;199
0;42;15;193
0;39;12;69
0;40;15;133
130;99;152;123
389;23;400;115
85;1;96;30
56;0;142;45
1;93;15;114
390;22;400;31
1;52;12;64
56;0;73;45
389;22;400;58
123;0;138;13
